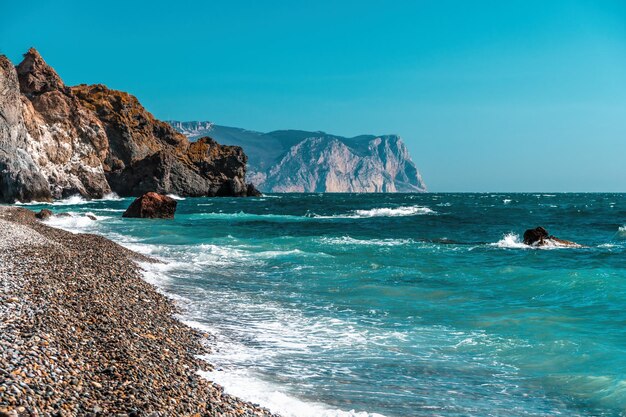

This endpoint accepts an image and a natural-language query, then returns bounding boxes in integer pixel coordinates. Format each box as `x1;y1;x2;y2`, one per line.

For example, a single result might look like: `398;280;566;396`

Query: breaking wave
43;212;108;231
198;368;386;417
15;193;123;206
491;233;582;249
319;236;413;247
311;205;434;219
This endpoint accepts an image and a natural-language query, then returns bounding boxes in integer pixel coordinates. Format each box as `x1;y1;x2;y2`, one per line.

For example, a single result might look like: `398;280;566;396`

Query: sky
2;0;626;191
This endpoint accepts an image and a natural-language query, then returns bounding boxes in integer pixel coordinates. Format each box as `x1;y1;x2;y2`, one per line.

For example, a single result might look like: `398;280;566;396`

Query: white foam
617;226;626;238
503;199;512;204
101;193;123;201
491;233;582;249
15;193;123;206
199;369;386;417
312;205;434;219
93;208;125;212
199;211;305;221
43;212;106;233
320;236;413;247
166;194;186;200
491;233;529;249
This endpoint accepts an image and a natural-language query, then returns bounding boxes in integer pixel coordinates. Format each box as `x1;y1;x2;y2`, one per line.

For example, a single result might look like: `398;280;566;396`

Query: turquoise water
22;193;626;417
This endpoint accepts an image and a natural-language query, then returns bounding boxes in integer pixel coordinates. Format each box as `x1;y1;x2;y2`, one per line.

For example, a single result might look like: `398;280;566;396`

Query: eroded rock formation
122;192;177;219
0;49;258;203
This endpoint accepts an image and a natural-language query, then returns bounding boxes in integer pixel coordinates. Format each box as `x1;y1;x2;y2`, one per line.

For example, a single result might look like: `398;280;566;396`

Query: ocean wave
198;369;386;417
15;193;123;206
92;208;126;212
43;212;107;232
320;236;413;247
491;233;529;249
198;211;306;221
503;199;512;204
166;194;186;200
311;205;434;219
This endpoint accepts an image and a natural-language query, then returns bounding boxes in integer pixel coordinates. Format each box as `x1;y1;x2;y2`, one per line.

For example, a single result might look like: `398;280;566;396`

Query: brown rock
35;209;53;220
523;226;579;247
0;48;260;203
122;192;177;219
523;227;549;245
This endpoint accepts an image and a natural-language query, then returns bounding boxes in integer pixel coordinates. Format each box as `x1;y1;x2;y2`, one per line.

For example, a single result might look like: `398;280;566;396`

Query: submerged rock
35;209;53;220
122;192;177;219
523;227;579;247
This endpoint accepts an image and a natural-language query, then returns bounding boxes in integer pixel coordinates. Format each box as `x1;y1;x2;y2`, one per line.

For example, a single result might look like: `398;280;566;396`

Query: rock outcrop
523;227;579;247
35;209;53;220
0;55;52;203
0;49;258;203
169;122;427;193
122;192;177;219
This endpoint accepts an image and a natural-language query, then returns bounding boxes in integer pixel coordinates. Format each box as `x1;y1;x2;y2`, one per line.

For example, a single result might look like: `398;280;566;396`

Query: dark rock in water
56;212;72;217
523;226;579;247
35;209;53;220
246;183;262;197
86;214;97;221
122;192;177;219
523;227;549;245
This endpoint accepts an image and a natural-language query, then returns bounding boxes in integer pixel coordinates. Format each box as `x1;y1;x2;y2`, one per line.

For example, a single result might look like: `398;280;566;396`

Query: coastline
0;206;276;417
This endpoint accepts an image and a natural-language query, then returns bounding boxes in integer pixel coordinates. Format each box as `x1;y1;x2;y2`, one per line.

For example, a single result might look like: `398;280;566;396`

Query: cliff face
169;122;427;193
0;56;51;202
0;49;258;203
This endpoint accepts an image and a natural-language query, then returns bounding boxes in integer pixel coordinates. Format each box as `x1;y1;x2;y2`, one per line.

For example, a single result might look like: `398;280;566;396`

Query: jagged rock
169;122;427;193
122;192;177;219
523;226;579;247
523;227;549;245
35;209;53;220
0;49;258;203
0;55;52;203
16;48;111;199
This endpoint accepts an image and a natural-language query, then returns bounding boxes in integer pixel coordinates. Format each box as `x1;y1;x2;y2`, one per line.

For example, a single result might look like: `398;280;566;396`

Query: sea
18;193;626;417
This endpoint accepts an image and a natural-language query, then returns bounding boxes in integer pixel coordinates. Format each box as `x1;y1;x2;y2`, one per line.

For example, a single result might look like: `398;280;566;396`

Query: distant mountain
168;122;427;193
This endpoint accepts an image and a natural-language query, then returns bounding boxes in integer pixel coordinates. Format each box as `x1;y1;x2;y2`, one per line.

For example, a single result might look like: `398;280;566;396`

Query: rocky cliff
169;122;427;193
0;49;258;203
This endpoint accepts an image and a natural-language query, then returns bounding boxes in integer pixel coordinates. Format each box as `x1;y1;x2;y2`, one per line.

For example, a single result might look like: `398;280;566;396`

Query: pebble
0;207;277;416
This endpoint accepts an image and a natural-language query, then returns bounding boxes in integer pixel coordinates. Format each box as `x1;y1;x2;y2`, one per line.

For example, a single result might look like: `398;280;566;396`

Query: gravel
0;207;277;417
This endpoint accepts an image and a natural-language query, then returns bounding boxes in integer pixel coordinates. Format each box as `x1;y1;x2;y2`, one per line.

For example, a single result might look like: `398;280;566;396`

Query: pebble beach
0;206;276;417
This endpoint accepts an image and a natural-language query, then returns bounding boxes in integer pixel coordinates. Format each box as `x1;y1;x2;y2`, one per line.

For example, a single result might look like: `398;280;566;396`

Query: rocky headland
0;49;259;204
0;206;275;416
169;122;427;193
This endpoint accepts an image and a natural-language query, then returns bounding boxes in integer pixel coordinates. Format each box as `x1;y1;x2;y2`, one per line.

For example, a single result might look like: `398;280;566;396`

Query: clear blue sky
2;0;625;191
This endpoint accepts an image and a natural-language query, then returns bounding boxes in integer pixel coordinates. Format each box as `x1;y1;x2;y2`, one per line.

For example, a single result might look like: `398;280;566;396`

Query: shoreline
0;206;276;417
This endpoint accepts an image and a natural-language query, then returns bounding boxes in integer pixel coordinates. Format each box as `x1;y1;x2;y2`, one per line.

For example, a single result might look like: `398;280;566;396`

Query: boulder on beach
122;192;177;219
35;209;53;220
523;226;579;247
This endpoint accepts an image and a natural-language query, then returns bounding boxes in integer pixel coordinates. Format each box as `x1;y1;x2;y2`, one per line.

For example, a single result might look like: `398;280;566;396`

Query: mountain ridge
169;121;427;193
